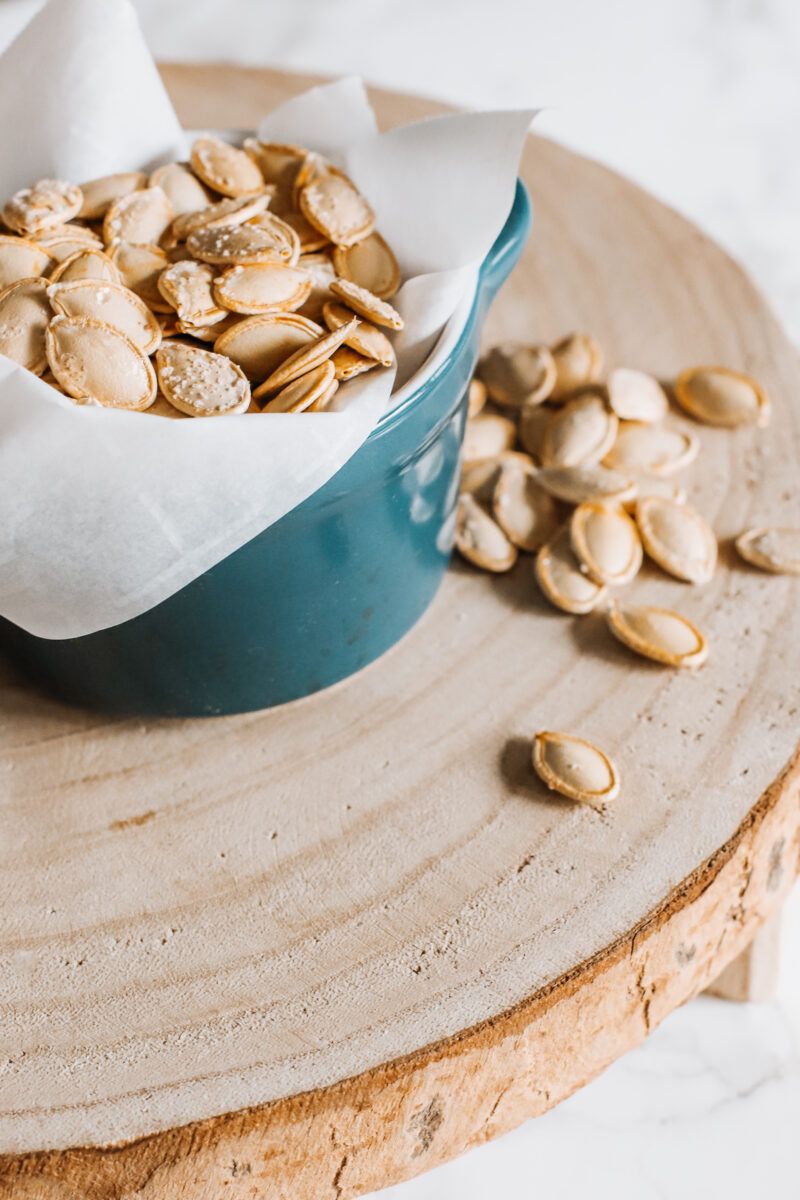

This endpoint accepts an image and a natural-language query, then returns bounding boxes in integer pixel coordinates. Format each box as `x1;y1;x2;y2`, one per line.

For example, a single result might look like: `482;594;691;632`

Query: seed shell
3;179;83;236
331;346;378;381
78;172;147;220
535;526;609;614
673;365;770;428
0;276;51;374
735;527;800;575
322;299;394;365
549;332;603;400
48;279;161;355
607;602;708;668
534;464;637;507
333;232;401;298
190;136;265;198
46;314;156;410
604;421;699;477
541;391;618;468
462;412;517;465
0;236;54;289
149;162;214;218
157;260;227;325
156;340;250;416
532;731;620;809
260;360;336;413
103;187;172;247
299;174;375;247
606;367;668;423
570;502;643;586
214;263;312;315
109;242;171;312
329;277;404;330
171;192;271;242
492;458;559;552
455;493;518;572
635;495;717;584
187;221;290;266
50;248;120;284
478;343;556;409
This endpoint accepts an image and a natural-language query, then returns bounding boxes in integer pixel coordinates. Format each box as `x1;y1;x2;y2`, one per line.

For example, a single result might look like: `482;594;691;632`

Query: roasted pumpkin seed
607;601;708;668
50;247;120;285
329;277;403;330
462;412;518;465
213;263;312;315
604;421;699;476
78;171;147;220
214;312;321;381
190;136;265;198
534;464;637;507
299;173;375;247
735;527;800;575
0;235;54;290
253;321;357;398
549;332;603;400
46;315;156;410
103;187;172;247
541;390;618;468
48;279;161;355
570;502;642;586
3;178;82;237
455;493;518;572
535;526;609;614
493;458;559;552
532;730;619;809
635;495;717;584
149;162;214;218
333;232;401;299
260;360;336;413
606;367;668;423
478;343;556;409
0;277;51;374
674;366;770;428
156;340;250;416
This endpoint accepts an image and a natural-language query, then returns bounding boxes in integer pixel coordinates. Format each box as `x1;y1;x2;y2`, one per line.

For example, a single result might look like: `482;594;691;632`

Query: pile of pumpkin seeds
455;333;798;807
0;137;402;416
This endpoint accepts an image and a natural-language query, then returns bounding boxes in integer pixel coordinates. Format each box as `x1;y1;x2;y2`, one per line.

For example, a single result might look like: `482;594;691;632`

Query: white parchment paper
0;0;533;639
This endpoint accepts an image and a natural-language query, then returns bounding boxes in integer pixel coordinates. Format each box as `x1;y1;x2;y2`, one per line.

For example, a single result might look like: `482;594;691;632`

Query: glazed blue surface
0;181;531;716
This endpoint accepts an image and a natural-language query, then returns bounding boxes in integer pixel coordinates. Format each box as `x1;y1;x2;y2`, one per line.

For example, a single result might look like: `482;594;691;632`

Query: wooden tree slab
1;66;799;1200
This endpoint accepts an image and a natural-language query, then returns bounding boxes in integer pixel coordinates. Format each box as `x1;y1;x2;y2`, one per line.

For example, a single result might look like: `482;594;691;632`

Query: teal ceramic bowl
0;181;531;716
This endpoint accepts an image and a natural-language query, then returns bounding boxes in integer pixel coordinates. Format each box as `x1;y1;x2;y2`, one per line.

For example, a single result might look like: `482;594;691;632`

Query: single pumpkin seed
606;367;668;423
455;493;518;572
517;399;552;463
242;140;306;193
0;276;51;374
213;262;312;315
214;312;321;381
535;526;609;614
604;421;699;476
735;527;800;575
570;501;643;586
109;242;172;312
46;315;156;410
148;162;214;218
332;232;401;299
187;221;290;266
78;172;147;220
307;377;340;411
330;346;378;381
260;360;336;413
190;136;265;198
468;378;487;417
535;464;637;507
299;173;375;248
549;332;603;400
296;251;337;321
322;299;394;366
607;601;708;668
635;495;717;584
462;411;518;465
157;260;227;325
460;451;533;503
155;340;250;416
3;179;83;237
253;321;357;398
478;343;556;409
329;277;404;330
673;365;770;428
48;279;161;355
171;192;271;242
50;247;120;285
532;730;619;809
493;458;559;552
245;212;301;265
103;187;172;247
38;222;101;247
541;390;618;468
0;235;54;289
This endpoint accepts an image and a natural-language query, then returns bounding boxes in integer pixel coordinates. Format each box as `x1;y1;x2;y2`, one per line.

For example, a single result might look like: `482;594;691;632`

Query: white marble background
0;1;797;1196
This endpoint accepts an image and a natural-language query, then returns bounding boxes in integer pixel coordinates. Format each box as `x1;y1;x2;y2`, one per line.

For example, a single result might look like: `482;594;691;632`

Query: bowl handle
476;179;533;317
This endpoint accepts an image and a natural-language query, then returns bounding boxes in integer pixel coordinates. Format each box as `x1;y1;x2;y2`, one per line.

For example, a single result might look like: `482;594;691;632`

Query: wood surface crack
331;1151;348;1199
